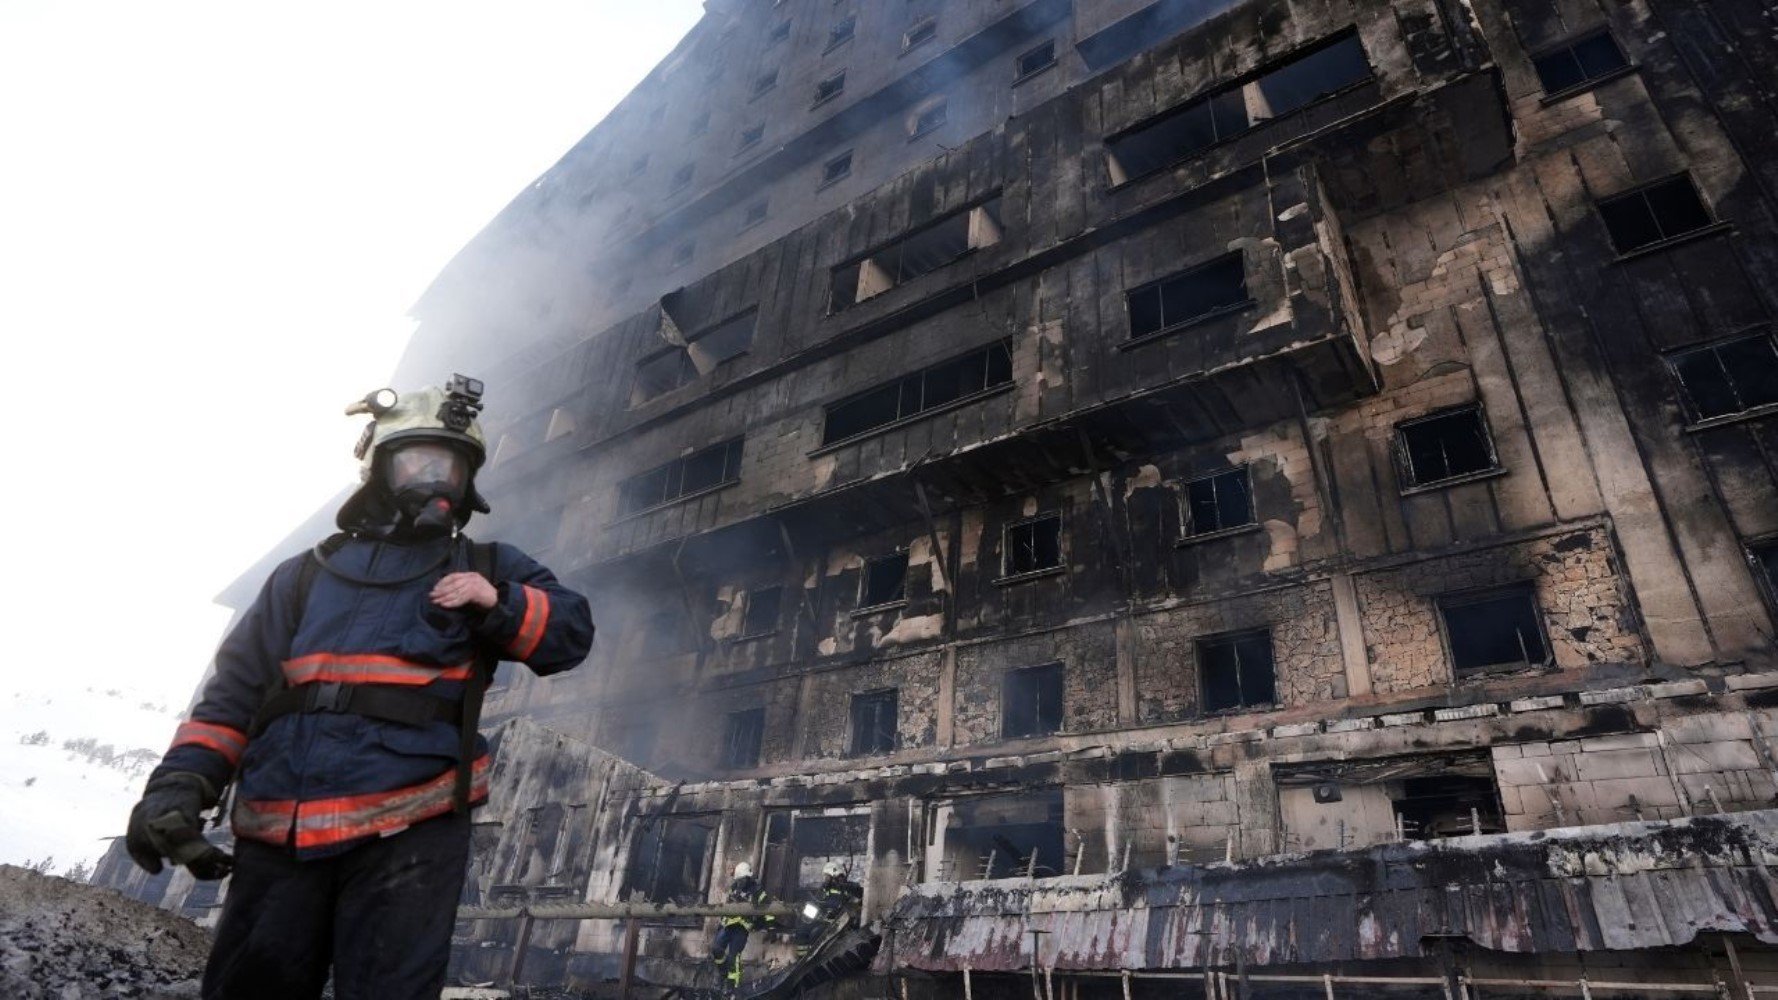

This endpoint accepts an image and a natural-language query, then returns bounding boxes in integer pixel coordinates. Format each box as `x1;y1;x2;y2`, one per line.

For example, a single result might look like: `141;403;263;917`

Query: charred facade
106;0;1778;994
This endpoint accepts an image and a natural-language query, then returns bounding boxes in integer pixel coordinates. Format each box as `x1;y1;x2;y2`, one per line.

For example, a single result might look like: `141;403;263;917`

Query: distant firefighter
124;376;595;1000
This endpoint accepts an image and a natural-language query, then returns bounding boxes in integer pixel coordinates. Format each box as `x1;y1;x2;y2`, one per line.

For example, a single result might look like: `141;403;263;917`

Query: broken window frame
751;69;779;99
1531;28;1633;101
820;340;1014;447
1394;405;1502;492
825;14;855;52
1179;466;1258;541
739;585;783;639
1665;330;1778;427
1275;750;1505;844
736;121;766;154
902;17;937;53
1123;252;1252;343
1000;511;1064;582
623;812;718;903
910;98;948;140
1198;628;1277;714
858;551;910;611
848;688;899;756
1105;31;1371;187
1002;663;1065;739
616;437;745;518
828;195;1005;310
630;347;699;407
685;308;757;372
741;198;770;231
813;70;848;108
1014;39;1057;84
721;707;766;770
1595;174;1721;258
1437;583;1551;676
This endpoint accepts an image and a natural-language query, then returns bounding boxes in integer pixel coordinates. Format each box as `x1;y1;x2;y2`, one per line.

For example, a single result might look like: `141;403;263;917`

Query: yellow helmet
337;375;492;531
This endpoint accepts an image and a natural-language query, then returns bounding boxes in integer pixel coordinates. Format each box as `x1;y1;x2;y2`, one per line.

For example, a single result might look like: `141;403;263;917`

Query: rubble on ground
0;863;209;999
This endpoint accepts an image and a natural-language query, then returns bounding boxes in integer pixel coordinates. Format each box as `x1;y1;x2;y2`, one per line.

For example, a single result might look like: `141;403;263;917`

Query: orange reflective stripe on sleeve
169;720;249;766
281;653;474;687
504;585;551;660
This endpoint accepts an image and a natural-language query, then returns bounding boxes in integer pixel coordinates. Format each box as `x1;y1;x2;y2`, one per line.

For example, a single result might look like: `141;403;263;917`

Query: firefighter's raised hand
430;572;498;610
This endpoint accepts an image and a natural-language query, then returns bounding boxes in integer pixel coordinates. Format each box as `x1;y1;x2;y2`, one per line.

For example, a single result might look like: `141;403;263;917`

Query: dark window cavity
814;70;847;106
849;689;898;756
1752;541;1778;602
1126;253;1249;340
1004;513;1063;577
1002;663;1064;739
826;15;855;51
1597;175;1715;254
823;340;1014;445
737;122;765;152
624;814;715;902
1397;407;1498;488
632;349;697;406
1440;586;1548;674
1670;333;1778;422
860;552;909;608
1532;30;1629;96
752;69;778;97
687;310;756;369
742;199;769;229
1106;32;1368;185
911;100;948;138
904;18;936;51
1184;468;1255;537
1199;630;1276;713
769;19;791;44
1076;0;1242;72
830;197;1003;308
740;586;782;638
668;163;694;193
1015;39;1057;81
1394;770;1504;838
722;708;765;769
618;438;744;515
821;150;853;186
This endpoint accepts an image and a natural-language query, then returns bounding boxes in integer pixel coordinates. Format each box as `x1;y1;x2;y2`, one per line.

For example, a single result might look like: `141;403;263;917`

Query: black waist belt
250;682;460;737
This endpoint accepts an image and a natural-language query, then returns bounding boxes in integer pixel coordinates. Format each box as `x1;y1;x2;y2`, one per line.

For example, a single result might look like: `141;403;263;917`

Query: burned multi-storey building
99;0;1778;995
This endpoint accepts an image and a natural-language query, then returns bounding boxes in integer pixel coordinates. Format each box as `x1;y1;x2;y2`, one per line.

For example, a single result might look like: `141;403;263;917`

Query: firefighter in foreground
123;376;594;1000
712;861;774;991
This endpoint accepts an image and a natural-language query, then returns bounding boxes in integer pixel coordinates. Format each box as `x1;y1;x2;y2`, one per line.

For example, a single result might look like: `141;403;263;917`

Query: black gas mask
379;440;472;537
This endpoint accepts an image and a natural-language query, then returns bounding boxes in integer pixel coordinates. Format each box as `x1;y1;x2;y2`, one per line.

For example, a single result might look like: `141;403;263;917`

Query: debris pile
0;863;210;999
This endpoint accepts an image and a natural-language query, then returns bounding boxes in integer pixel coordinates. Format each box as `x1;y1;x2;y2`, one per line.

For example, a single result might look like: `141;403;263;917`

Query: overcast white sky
0;0;705;869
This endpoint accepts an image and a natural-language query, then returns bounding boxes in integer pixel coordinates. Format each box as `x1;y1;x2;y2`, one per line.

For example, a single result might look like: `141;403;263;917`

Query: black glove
126;772;234;881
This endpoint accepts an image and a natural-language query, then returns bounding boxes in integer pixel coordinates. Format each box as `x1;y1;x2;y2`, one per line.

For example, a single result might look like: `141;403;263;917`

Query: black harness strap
455;540;500;814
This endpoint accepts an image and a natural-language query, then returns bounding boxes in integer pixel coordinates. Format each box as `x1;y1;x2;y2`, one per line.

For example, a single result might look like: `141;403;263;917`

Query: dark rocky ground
0;864;209;999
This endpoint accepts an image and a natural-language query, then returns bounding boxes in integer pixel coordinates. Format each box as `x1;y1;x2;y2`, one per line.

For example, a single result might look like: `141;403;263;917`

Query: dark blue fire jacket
150;534;593;858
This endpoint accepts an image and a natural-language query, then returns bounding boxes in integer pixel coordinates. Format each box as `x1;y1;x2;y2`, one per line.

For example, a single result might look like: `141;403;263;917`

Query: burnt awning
877;812;1778;973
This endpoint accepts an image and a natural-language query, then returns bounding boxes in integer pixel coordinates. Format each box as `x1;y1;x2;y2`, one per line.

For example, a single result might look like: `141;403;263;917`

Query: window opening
1184;468;1255;536
849;689;899;755
1105;32;1368;185
1002;663;1064;739
1015;39;1057;81
829;197;1003;308
1397;407;1497;488
737;122;766;152
742;198;770;229
1076;0;1241;71
1670;333;1778;422
670;241;695;269
814;70;847;106
769;19;791;44
685;310;756;372
722;708;765;769
1199;629;1275;713
1440;586;1548;674
931;789;1064;880
1004;512;1062;577
1126;253;1248;340
689;111;711;135
911;99;948;138
761;812;869;901
821;150;853;186
1275;752;1503;849
1753;541;1778;605
628;155;649;177
740;586;782;638
860;552;909;608
668;163;694;194
632;349;698;406
623;814;716;902
752;69;779;97
823;340;1013;444
618;438;744;515
827;15;855;51
1532;30;1629;95
904;18;937;51
1597;175;1714;254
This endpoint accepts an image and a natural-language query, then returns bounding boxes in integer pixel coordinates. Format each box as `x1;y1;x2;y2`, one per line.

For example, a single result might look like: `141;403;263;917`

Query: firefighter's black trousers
712;923;751;987
201;811;471;1000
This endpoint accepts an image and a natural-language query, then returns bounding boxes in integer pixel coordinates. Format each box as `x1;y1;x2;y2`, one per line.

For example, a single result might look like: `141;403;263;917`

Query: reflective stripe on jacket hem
233;754;489;850
281;652;474;686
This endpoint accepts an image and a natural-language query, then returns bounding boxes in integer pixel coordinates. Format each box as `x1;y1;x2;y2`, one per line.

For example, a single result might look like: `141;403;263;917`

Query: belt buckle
309;681;350;713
